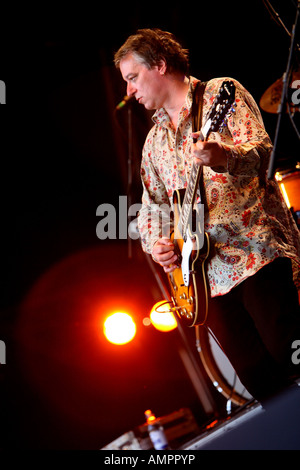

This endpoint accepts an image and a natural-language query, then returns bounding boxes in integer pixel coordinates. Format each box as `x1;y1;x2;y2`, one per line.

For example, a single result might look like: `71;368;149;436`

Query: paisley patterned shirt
137;76;300;297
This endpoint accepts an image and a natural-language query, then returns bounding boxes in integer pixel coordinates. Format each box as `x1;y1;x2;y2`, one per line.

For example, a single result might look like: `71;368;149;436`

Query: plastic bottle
145;409;170;450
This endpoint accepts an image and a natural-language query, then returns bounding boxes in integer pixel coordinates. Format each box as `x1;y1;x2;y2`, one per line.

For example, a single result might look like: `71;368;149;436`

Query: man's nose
127;82;136;97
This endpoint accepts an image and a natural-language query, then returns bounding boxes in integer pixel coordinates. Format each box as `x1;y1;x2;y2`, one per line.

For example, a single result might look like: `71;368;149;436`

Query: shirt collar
152;76;199;127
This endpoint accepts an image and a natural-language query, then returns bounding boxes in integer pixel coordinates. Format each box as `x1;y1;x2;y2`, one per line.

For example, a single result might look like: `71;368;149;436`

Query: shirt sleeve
208;78;273;178
137;130;174;254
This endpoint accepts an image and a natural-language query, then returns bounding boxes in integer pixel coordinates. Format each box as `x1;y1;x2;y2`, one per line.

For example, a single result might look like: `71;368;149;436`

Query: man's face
119;53;166;110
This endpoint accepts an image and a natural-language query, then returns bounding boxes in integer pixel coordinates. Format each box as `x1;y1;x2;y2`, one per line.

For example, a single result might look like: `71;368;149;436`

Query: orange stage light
150;301;177;332
103;312;137;345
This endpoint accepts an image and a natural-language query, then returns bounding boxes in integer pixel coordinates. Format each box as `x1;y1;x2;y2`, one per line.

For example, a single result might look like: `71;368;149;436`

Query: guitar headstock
202;80;236;139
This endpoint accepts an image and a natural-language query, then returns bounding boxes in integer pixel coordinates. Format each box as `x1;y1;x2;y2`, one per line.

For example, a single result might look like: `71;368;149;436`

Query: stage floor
182;384;300;450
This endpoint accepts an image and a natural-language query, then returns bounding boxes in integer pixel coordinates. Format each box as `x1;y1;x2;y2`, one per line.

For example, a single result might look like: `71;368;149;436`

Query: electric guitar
167;80;236;327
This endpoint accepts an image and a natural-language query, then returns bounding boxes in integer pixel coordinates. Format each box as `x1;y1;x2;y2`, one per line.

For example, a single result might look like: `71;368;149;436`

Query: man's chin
143;101;156;111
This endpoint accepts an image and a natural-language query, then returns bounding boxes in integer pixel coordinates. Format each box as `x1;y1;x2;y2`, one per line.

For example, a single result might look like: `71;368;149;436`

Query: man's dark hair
114;28;189;76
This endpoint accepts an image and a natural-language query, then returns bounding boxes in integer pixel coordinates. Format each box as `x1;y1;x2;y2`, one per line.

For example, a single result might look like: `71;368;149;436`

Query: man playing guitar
114;28;300;402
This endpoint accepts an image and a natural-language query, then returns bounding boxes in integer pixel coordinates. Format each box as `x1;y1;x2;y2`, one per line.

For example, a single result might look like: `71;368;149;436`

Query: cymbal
259;71;300;113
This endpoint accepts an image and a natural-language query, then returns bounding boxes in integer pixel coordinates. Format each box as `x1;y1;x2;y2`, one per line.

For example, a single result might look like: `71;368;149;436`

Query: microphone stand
118;94;217;414
127;103;133;259
144;253;217;415
267;2;300;180
114;95;134;259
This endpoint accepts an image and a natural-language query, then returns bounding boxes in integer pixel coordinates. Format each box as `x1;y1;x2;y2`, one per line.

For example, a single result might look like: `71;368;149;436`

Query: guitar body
167;189;210;327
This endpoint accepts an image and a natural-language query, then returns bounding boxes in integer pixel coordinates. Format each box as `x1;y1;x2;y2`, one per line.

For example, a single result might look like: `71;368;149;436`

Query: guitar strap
192;80;208;206
192;80;207;136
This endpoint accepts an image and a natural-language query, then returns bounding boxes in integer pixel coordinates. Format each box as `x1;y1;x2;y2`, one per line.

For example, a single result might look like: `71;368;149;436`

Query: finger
194;140;205;150
163;263;177;273
155;241;174;254
191;131;201;139
163;251;178;263
160;252;177;264
155;237;174;248
192;149;203;165
193;157;202;166
191;132;205;144
154;244;175;257
160;236;174;246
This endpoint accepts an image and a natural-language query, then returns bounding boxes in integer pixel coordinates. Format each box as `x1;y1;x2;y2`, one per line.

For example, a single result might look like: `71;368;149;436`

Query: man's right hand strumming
152;237;178;273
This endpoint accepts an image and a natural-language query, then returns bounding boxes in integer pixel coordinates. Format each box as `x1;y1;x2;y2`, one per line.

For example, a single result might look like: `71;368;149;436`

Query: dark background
0;0;299;450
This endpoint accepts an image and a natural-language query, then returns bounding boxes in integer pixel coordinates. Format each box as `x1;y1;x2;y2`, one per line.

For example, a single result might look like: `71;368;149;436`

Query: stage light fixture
150;301;177;332
103;312;136;345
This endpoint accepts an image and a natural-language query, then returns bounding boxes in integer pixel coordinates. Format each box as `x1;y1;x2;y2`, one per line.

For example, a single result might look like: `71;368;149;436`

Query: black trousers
206;257;300;402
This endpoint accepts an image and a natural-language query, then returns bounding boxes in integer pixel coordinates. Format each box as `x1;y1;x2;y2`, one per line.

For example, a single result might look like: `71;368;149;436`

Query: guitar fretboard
176;80;236;241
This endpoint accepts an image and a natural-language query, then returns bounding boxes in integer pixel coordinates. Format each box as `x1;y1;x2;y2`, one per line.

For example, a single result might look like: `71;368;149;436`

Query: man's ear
157;59;167;75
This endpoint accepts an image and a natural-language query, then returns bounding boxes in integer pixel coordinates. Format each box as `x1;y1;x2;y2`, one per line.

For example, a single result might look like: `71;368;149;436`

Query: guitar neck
178;121;207;239
177;79;236;240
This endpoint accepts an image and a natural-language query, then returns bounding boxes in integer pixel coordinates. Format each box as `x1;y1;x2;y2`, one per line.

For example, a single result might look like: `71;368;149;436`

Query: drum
275;167;300;227
197;326;252;406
